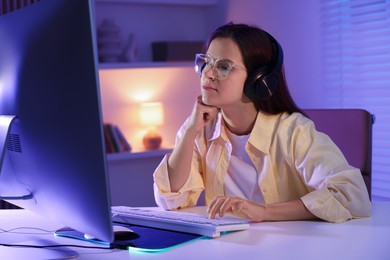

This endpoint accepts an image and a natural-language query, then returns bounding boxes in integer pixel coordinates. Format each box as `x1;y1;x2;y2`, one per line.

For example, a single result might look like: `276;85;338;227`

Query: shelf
94;0;220;68
106;148;172;162
95;0;218;6
99;61;193;70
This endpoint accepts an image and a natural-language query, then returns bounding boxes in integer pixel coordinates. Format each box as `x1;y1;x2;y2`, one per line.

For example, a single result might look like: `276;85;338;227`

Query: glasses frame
194;53;246;80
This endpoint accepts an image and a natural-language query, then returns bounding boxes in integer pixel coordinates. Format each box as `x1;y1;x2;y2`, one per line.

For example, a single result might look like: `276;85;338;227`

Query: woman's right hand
186;95;219;135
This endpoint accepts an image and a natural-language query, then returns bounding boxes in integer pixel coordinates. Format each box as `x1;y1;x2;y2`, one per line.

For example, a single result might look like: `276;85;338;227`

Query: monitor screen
0;0;114;243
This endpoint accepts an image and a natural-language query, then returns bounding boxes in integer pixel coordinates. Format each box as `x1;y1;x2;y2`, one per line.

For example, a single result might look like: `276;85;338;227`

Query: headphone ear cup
244;66;275;101
243;31;283;102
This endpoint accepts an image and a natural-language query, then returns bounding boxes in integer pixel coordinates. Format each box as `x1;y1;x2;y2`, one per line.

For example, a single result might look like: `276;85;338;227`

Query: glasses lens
214;60;234;80
194;54;208;74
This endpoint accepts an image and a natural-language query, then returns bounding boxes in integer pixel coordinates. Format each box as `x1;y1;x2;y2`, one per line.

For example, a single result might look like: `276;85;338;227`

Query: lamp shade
139;102;164;127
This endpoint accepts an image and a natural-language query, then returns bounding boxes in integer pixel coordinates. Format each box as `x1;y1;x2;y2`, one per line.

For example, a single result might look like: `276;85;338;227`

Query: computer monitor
0;0;114;244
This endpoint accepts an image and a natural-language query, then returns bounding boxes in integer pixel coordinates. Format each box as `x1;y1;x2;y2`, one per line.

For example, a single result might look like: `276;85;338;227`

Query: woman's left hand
207;196;266;222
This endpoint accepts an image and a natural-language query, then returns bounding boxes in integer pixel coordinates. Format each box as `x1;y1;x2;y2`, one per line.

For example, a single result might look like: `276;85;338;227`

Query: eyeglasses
194;53;246;80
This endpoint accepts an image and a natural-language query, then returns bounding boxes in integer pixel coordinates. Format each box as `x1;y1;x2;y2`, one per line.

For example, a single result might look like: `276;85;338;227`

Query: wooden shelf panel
99;61;193;70
95;0;218;6
107;148;172;162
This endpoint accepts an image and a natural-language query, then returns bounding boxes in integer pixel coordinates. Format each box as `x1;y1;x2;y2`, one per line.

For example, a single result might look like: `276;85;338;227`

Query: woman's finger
208;196;226;219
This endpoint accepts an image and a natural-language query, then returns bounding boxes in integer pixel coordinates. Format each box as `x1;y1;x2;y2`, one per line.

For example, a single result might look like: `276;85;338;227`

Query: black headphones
244;32;283;101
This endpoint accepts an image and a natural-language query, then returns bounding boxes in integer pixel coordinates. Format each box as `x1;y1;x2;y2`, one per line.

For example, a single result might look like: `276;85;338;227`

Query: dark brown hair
205;23;304;115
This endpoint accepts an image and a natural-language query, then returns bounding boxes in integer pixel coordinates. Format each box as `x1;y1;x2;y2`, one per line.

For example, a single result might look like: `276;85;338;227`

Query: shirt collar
206;111;283;154
206;112;224;141
248;112;282;154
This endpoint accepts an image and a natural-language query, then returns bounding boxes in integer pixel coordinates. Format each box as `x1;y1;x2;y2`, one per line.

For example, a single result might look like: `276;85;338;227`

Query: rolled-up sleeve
300;163;372;222
292;117;372;222
153;129;205;210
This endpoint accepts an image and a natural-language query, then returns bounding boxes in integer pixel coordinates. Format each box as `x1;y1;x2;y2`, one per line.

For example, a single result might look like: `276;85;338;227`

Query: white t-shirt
224;129;265;203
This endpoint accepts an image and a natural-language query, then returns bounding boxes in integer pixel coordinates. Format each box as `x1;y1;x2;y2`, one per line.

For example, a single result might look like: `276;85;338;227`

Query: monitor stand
0;115;16;172
0;115;33;201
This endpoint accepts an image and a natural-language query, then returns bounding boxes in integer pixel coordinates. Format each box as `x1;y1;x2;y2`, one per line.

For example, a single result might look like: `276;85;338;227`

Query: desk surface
1;201;389;260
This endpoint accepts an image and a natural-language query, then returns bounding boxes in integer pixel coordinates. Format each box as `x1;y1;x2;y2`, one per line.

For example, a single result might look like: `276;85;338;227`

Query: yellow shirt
153;111;372;222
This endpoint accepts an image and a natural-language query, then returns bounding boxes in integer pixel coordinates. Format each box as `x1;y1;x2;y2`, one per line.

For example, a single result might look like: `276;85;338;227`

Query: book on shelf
103;123;132;153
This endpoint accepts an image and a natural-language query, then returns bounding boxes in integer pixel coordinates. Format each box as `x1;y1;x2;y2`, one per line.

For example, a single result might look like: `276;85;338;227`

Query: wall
225;0;323;108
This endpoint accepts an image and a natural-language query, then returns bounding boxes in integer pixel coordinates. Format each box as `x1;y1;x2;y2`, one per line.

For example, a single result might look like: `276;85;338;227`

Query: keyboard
111;206;250;237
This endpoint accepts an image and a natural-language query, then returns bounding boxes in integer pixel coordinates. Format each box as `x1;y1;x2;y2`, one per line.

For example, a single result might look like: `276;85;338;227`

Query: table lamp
139;102;164;150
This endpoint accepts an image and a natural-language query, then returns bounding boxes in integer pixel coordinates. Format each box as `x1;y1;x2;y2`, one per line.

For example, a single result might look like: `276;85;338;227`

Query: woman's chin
202;95;213;106
201;97;207;105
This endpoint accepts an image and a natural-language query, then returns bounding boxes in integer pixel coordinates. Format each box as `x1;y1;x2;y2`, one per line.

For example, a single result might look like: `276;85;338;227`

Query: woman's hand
186;95;219;135
207;196;266;222
207;196;318;222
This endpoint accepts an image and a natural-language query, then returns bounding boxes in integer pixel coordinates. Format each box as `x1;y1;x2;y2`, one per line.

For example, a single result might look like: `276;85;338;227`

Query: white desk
1;202;389;260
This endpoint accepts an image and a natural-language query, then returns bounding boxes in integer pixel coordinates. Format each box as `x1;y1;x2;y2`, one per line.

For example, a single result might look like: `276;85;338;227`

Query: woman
153;23;371;223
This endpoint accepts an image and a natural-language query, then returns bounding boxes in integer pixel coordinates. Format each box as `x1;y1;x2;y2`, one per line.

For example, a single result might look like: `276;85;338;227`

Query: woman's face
200;37;249;109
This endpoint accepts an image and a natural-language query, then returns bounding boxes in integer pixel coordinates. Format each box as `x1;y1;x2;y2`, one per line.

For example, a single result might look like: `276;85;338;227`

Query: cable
0;243;115;250
0;241;132;250
0;226;56;235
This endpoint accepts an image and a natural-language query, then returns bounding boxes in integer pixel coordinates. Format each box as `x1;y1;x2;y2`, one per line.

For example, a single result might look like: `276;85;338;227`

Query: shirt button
262;187;267;193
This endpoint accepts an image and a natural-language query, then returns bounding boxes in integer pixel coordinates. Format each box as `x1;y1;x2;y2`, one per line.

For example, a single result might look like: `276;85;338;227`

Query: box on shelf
152;41;204;62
